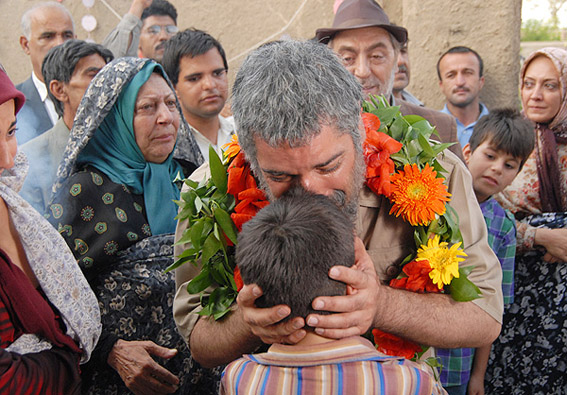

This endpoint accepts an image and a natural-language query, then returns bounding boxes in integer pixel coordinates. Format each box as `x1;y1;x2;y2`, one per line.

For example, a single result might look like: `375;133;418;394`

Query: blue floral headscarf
51;57;204;234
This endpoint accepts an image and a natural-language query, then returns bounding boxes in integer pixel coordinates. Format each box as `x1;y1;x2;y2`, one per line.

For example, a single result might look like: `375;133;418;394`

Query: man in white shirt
16;2;76;144
438;46;489;147
161;29;235;162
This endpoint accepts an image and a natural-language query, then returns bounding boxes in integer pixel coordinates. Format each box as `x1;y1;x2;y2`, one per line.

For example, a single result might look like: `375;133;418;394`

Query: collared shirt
400;89;424;107
31;72;58;126
190;115;235;163
221;336;446;395
437;197;516;387
440;103;489;148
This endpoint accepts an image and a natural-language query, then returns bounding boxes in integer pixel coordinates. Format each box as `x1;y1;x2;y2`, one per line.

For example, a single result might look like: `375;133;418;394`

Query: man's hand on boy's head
236;284;306;345
305;237;381;339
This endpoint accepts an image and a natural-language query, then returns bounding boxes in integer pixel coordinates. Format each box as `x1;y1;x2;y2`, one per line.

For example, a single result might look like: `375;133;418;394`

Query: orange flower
233;265;244;292
362;112;381;133
363;127;403;197
390;259;442;294
389;163;451;226
372;329;422;359
222;134;241;160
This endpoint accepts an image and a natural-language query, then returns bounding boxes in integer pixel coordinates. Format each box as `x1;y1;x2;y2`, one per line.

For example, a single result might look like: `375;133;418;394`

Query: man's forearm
373;286;501;348
189;307;262;368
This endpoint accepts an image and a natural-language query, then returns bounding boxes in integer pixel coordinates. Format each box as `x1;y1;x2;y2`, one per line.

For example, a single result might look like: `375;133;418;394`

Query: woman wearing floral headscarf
46;58;221;394
486;48;567;393
0;68;100;393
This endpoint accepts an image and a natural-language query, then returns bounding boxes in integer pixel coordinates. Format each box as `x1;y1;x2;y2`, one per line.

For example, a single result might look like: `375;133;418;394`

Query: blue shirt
441;103;489;147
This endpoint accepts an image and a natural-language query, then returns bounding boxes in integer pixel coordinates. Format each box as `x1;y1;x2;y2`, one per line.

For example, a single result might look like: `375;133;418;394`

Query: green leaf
201;232;221;266
184;178;199;189
209;145;227;195
209;287;237;320
389;116;408;142
448;268;482;302
186;266;212;294
194;195;204;214
443;204;463;244
214;206;238;244
165;254;195;273
175;228;193;246
418;133;435;157
190;218;206;249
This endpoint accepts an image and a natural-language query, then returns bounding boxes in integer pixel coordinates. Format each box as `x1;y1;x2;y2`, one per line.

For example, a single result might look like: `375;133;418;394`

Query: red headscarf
0;68;25;114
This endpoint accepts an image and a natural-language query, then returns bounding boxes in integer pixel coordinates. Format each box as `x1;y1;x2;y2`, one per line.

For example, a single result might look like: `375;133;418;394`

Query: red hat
316;0;408;44
0;67;25;115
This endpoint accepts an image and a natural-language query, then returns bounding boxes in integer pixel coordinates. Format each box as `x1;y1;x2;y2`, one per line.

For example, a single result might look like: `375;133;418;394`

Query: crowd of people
0;0;565;394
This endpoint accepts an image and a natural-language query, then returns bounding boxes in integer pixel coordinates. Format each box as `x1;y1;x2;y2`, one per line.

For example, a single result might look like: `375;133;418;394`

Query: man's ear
49;80;68;103
20;36;31;55
462;143;472;165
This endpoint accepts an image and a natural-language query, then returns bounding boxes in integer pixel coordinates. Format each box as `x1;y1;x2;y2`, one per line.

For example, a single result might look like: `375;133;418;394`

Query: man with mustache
393;42;423;106
172;39;504;375
161;28;234;162
316;0;462;159
438;46;488;148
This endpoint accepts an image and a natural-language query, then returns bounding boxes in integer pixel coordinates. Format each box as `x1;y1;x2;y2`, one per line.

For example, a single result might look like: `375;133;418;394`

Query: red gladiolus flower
233;265;244;292
363;121;403;197
372;329;422;360
389;259;442;294
362;112;381;133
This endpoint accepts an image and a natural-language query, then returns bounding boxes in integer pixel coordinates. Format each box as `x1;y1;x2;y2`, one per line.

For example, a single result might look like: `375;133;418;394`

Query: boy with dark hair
161;28;234;163
437;108;535;395
221;188;445;394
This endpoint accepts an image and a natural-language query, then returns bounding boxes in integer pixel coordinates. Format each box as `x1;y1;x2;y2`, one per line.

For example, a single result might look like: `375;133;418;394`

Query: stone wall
0;0;521;110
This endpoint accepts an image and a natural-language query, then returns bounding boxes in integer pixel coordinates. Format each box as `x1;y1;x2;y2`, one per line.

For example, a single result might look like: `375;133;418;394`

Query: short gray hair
232;40;363;170
21;2;74;39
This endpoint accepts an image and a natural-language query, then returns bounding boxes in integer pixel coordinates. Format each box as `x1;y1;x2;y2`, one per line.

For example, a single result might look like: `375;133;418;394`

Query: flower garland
362;95;481;361
171;97;481;357
167;136;267;320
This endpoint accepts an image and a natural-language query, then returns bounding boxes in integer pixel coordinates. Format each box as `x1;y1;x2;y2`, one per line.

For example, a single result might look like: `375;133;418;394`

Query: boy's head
236;188;355;322
463;108;534;202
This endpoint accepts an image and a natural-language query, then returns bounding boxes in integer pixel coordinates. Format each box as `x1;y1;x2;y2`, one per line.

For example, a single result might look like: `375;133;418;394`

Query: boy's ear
462;143;471;165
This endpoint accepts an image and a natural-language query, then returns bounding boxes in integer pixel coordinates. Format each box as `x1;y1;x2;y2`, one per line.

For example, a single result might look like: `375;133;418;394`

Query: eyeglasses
145;25;179;35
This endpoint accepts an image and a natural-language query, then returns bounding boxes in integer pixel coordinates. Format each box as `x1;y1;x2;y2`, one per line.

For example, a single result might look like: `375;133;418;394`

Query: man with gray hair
316;0;462;158
173;40;504;371
16;1;75;144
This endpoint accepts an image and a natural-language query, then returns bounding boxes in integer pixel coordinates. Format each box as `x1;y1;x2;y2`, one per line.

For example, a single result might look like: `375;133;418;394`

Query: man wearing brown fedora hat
316;0;462;159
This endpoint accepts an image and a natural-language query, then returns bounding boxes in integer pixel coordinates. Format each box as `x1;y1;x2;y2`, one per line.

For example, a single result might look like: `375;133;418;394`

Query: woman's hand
236;284;306;345
305;237;381;339
534;228;567;263
107;339;179;395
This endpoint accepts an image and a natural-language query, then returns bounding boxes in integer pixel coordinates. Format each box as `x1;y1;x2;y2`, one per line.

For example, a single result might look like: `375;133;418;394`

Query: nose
456;72;466;86
0;140;14;171
201;74;215;90
156;102;175;125
298;175;330;196
353;57;371;79
490;160;504;174
531;84;544;100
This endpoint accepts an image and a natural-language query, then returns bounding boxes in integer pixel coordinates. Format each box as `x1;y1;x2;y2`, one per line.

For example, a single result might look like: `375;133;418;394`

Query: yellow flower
416;235;466;289
222;134;241;161
388;163;451;226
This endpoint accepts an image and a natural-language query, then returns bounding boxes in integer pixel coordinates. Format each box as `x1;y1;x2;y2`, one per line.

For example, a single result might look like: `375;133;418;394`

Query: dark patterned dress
46;166;222;394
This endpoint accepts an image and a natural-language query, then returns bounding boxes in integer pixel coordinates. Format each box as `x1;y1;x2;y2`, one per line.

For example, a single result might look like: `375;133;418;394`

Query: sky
523;0;567;27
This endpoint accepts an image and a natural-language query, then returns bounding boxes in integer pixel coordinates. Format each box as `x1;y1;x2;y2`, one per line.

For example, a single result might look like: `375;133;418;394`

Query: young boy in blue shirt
437;109;534;395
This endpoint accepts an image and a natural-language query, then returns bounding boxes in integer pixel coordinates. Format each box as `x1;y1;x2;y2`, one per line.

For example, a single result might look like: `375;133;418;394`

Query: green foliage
166;146;238;320
521;19;560;41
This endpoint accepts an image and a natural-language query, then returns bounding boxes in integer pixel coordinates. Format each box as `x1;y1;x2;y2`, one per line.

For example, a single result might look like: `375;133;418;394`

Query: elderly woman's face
521;56;562;124
133;73;180;163
0;99;17;175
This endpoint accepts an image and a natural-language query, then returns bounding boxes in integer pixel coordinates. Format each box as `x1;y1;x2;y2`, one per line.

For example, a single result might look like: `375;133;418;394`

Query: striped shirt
221;336;446;395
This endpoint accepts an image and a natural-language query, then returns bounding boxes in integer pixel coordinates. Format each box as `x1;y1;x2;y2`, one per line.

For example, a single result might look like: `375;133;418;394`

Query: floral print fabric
0;152;101;362
80;234;222;394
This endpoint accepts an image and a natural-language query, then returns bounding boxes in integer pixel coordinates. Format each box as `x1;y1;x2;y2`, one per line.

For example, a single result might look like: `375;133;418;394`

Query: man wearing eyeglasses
103;0;178;62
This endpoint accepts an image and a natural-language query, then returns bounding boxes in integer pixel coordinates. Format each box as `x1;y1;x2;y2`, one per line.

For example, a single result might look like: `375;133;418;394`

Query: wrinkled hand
467;374;485;395
236;284;306;345
107;339;179;395
306;237;380;339
535;228;567;263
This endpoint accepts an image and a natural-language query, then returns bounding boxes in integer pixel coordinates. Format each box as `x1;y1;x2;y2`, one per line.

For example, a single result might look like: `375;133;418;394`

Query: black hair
236;188;355;322
41;39;113;117
469;108;535;170
437;46;484;80
160;28;228;85
141;0;177;23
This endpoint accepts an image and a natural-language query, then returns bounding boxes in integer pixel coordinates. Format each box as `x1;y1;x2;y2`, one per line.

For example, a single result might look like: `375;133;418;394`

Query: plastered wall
0;0;521;111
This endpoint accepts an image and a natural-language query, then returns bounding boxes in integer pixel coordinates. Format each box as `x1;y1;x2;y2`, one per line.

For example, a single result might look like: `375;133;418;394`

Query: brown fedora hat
315;0;408;44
